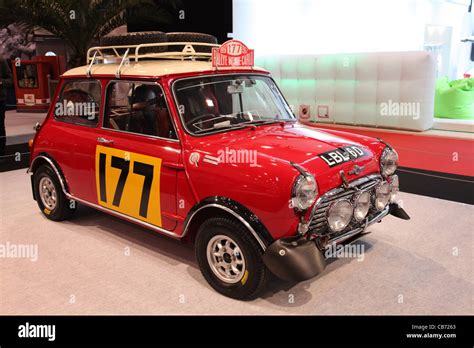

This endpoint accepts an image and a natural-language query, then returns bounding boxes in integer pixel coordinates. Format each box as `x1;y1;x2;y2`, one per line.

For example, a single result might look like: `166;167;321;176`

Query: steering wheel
185;113;216;130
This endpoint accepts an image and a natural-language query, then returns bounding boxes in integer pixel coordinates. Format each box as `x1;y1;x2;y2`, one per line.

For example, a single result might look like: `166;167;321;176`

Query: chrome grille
308;175;381;236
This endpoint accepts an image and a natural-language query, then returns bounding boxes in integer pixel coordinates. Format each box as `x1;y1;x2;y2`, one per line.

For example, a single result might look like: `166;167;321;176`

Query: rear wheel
195;217;269;300
33;164;75;221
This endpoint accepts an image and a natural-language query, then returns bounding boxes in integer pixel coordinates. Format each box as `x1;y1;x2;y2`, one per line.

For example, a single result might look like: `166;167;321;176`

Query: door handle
97;137;114;144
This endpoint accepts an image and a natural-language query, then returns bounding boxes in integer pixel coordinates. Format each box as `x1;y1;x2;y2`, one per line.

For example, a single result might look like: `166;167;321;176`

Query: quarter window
104;81;177;140
54;80;101;127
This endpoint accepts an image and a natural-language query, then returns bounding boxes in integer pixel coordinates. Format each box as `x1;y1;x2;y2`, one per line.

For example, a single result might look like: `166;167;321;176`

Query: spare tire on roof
100;31;167;55
165;32;218;53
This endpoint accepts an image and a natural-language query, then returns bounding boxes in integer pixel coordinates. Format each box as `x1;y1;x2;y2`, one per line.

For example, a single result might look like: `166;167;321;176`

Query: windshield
173;75;296;135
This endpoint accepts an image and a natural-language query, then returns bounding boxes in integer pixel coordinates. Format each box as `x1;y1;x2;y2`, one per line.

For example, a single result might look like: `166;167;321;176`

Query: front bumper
262;203;409;282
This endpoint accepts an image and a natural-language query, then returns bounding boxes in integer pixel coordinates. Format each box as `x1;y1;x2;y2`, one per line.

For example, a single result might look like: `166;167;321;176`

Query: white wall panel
257;51;436;131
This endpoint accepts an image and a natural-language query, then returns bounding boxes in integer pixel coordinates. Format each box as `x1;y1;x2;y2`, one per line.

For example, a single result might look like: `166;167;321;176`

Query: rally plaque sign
212;40;254;68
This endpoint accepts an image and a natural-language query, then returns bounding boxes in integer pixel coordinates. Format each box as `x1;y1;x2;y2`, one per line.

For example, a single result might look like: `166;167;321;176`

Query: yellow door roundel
95;145;163;227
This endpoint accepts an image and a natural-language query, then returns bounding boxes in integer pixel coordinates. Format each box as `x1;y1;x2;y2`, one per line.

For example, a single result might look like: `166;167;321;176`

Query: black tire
166;32;218;53
195;216;269;300
33;164;76;221
100;31;167;54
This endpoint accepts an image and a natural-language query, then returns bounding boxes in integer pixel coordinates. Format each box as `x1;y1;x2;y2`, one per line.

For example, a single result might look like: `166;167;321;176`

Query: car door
65;79;181;231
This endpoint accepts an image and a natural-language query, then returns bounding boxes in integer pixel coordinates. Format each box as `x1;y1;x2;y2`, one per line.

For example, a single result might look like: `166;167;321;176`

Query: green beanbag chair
434;77;474;120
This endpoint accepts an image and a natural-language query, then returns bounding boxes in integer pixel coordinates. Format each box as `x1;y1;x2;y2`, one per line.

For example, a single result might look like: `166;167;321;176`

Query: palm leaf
0;0;174;66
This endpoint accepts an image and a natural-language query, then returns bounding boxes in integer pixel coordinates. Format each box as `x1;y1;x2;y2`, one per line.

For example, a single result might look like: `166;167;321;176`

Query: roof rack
86;42;220;64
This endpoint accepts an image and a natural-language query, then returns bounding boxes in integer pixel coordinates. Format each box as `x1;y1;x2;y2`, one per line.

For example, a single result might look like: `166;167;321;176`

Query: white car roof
63;60;268;78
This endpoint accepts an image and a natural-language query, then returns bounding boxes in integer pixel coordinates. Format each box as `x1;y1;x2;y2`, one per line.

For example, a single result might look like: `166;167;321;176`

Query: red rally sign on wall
212;40;254;68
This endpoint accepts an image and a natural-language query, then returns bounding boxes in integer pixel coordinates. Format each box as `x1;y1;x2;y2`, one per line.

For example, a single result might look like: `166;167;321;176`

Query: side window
54;80;101;126
103;81;177;140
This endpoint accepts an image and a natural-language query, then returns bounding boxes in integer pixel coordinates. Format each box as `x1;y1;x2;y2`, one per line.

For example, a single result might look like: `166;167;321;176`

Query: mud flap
262;236;326;282
389;203;410;220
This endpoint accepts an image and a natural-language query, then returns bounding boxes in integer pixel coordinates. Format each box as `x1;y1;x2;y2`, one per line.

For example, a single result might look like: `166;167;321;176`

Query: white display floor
5;110;46;131
0;169;472;314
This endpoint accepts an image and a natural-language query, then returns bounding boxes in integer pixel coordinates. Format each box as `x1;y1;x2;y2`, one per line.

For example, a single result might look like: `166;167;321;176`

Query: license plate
319;145;368;167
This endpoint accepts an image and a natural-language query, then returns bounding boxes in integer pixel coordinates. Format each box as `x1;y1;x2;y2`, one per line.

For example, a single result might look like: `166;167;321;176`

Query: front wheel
195;217;269;300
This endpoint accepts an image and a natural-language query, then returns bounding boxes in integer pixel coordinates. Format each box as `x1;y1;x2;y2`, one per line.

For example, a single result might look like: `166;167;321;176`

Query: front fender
182;196;274;251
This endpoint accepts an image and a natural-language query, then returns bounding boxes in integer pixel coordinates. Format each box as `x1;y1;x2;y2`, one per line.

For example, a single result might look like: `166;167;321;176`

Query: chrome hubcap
206;235;246;284
39;177;57;210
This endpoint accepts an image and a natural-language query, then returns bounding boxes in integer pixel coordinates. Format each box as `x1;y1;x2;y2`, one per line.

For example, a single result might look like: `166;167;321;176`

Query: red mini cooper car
28;35;409;300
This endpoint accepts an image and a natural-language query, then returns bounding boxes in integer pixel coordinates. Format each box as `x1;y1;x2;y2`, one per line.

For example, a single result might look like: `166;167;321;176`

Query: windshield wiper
231;119;292;130
192;118;295;134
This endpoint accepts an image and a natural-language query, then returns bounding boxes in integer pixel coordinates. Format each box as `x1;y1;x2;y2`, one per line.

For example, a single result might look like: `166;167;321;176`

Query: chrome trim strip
348;174;382;188
324;205;390;248
181;203;267;251
98;126;180;143
27;155;68;195
64;194;182;239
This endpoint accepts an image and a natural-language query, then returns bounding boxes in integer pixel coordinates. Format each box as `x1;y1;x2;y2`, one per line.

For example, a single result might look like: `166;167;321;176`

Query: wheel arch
28;154;69;200
182;196;274;251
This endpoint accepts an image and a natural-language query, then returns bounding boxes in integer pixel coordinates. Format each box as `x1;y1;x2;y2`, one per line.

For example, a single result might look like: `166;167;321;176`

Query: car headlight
380;146;398;177
375;181;391;210
327;199;353;232
353;191;371;222
291;174;318;211
389;174;399;202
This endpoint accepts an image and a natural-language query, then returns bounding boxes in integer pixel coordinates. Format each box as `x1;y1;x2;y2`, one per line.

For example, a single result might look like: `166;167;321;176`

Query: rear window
54;80;101;127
